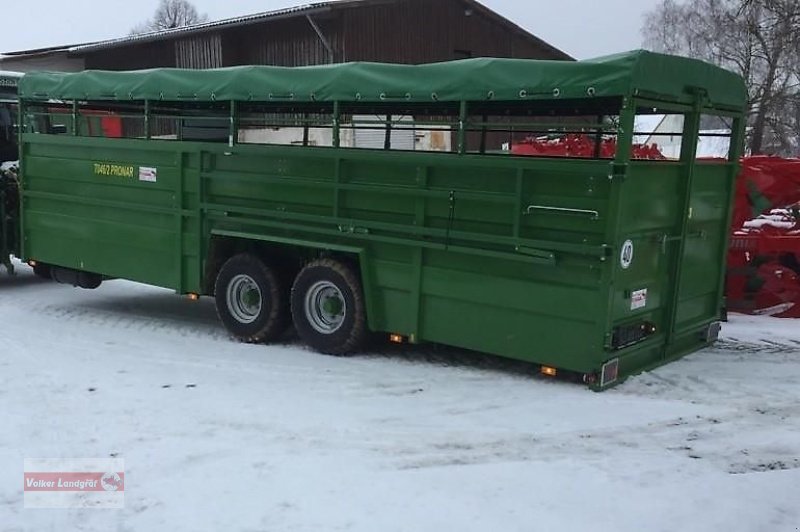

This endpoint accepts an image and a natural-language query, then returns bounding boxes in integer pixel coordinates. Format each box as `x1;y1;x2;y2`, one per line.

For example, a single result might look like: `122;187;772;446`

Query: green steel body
16;51;747;387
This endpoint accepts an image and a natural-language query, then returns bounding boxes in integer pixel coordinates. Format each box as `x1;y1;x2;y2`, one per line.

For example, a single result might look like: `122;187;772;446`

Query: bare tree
643;0;800;155
131;0;208;35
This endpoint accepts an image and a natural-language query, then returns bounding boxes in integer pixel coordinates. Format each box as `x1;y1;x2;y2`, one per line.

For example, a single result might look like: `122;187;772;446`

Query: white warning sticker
139;166;157;183
631;288;648;311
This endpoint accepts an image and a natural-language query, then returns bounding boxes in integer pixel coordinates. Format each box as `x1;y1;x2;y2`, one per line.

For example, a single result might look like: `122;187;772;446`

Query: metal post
72;101;78;136
728;115;746;161
302;112;309;147
598;98;636;349
713;114;747;320
144;100;151;140
457;100;468;154
333;101;341;148
229;100;237;147
384;114;392;150
614;102;635;164
593;114;604;158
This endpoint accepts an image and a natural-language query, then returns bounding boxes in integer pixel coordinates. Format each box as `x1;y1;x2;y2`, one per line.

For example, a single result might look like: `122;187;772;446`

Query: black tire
32;263;52;280
214;253;289;343
291;258;367;355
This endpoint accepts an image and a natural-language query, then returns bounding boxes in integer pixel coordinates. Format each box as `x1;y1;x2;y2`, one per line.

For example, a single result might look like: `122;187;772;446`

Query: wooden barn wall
340;0;562;63
83;40;177;70
175;34;223;68
221;15;343;66
78;0;565;73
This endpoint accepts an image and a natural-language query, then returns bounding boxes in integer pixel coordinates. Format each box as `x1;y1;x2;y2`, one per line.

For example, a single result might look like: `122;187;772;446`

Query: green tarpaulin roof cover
19;50;747;110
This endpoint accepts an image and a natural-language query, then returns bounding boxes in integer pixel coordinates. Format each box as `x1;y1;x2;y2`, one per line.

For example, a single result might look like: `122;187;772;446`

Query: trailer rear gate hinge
609;163;628;180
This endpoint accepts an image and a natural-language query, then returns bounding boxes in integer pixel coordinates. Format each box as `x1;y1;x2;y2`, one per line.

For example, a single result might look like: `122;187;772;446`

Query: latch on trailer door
657;233;682;254
657;230;707;254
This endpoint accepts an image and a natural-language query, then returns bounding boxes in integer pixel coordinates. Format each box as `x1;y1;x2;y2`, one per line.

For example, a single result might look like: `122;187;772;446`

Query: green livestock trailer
15;50;747;389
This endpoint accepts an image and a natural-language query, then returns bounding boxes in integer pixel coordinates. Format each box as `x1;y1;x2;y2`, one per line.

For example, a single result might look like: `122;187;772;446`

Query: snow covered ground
1;262;798;532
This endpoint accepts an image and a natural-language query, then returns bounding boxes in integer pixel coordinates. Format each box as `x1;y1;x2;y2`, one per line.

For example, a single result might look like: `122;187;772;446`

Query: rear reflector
601;358;620;387
540;366;557;377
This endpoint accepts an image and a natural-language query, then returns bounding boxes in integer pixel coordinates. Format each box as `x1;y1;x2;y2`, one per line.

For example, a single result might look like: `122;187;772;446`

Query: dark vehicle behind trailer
0;71;20;274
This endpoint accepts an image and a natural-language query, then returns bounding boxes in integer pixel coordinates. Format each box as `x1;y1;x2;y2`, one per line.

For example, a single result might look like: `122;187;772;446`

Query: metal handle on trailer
524;205;600;220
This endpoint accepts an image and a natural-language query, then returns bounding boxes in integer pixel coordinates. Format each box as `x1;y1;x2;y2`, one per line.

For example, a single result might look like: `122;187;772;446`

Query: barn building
0;0;570;72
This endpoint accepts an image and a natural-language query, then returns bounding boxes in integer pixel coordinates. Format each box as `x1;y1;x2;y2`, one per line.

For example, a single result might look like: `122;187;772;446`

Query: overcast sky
2;0;663;59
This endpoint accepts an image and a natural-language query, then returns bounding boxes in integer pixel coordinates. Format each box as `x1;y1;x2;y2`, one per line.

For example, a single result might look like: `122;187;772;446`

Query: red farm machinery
727;157;800;318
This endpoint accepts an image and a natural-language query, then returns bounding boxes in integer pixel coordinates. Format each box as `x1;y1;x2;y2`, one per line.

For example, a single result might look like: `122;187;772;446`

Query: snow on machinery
727;157;800;318
511;134;667;160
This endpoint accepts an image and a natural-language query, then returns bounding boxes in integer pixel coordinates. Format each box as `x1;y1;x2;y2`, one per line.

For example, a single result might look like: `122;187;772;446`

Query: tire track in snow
387;408;800;475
